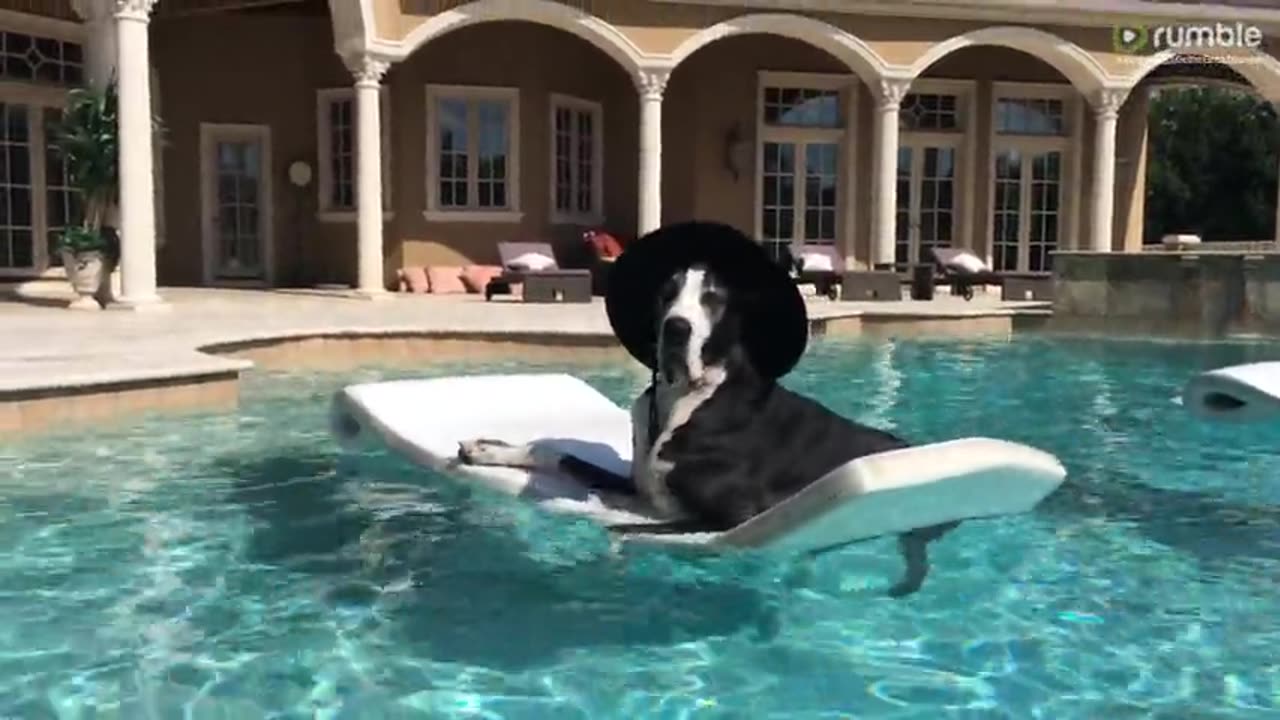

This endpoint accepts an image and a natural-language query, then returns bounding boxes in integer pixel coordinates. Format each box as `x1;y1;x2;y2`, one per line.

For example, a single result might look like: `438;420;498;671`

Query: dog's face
655;264;741;385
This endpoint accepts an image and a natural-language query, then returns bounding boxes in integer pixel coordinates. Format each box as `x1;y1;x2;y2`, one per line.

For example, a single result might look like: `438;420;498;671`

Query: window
424;84;520;222
996;97;1067;136
0;93;77;277
900;93;960;131
0;31;82;87
550;94;602;224
762;86;841;129
44;106;80;268
315;88;391;221
756;72;851;267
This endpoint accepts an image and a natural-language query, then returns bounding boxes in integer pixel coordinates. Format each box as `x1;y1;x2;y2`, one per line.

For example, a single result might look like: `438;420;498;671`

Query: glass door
202;124;271;283
761;140;839;267
895;141;957;270
0;102;33;273
992;145;1062;273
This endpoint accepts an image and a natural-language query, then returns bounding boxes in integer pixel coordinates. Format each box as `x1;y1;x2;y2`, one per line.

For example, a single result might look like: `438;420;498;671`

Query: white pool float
1183;362;1280;423
329;373;1067;554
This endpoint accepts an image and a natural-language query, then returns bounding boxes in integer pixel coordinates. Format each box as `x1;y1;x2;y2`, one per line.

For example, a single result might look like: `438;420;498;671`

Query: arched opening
384;20;639;273
905;44;1088;274
1130;54;1279;248
665;24;882;270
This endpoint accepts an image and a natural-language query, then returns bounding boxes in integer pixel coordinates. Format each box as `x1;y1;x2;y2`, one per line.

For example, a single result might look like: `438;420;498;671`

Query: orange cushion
460;265;504;293
400;266;429;294
426;266;467;294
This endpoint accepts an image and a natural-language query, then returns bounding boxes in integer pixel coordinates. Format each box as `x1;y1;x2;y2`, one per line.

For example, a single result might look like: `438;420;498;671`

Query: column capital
113;0;156;21
876;78;912;111
346;54;391;88
635;69;669;102
1092;88;1127;119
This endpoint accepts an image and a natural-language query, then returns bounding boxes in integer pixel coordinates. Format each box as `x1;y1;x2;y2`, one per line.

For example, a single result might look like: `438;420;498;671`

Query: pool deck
1;286;1048;436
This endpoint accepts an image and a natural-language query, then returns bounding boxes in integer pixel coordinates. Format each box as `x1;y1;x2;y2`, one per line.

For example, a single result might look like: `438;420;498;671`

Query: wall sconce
723;123;750;182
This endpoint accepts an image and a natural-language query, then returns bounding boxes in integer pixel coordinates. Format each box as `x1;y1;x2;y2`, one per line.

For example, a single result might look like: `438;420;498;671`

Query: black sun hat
605;220;809;380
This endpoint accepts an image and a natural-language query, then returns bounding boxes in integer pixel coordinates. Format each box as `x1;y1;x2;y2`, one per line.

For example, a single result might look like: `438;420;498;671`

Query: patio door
895;139;959;270
201;124;272;285
760;139;840;266
991;142;1064;273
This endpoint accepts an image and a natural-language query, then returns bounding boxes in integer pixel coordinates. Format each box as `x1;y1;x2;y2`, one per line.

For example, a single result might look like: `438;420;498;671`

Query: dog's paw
456;438;522;467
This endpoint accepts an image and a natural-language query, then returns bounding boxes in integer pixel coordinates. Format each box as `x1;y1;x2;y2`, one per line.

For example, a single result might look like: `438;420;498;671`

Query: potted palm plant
49;78;135;309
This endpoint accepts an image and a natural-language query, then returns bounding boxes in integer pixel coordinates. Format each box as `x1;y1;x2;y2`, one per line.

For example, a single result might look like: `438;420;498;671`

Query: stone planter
61;249;114;310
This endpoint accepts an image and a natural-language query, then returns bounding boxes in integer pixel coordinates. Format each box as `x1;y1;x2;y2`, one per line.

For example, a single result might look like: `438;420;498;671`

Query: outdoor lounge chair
791;243;843;300
484;241;592;303
930;247;1003;301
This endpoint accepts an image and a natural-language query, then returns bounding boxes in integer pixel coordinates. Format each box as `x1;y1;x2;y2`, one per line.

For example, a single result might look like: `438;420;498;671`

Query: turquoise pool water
3;336;1280;718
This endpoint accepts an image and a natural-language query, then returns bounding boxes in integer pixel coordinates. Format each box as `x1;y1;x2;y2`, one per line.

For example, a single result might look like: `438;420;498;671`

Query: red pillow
584;229;625;259
426;266;467;294
399;266;429;294
460;265;503;293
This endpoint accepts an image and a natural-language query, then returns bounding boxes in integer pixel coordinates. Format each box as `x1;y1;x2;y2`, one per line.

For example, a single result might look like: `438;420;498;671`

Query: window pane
763;86;841;128
328;97;354;210
0;102;33;269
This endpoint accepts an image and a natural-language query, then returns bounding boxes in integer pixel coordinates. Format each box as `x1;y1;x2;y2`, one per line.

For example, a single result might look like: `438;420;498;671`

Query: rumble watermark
1113;22;1264;54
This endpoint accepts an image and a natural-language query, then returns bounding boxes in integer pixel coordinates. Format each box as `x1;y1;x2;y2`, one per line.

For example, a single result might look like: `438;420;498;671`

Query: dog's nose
660;316;692;348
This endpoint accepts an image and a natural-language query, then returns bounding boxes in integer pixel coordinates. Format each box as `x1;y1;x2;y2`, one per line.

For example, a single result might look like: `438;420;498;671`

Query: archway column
871;78;911;269
113;0;164;309
347;54;392;298
1089;88;1125;253
636;69;669;237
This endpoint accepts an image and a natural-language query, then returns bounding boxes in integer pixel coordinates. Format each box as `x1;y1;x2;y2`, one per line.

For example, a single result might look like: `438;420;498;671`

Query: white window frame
986;81;1080;272
897;78;978;267
315;87;392;223
754;70;857;266
548;93;604;226
423;83;522;223
0;84;75;280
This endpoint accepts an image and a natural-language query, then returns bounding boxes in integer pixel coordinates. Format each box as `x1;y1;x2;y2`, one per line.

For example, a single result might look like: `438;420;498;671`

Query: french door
895;138;960;270
201;124;272;284
991;142;1065;273
759;136;841;267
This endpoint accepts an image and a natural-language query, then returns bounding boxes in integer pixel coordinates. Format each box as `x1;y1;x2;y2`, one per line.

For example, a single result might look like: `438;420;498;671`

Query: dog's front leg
457;439;637;495
887;520;960;598
456;438;558;470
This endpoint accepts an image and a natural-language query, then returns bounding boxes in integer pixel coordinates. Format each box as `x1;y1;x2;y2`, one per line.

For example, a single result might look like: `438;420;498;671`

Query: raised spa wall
1051;251;1280;336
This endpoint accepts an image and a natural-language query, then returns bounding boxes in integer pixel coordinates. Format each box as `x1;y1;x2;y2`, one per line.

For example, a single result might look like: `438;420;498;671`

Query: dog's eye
701;291;725;310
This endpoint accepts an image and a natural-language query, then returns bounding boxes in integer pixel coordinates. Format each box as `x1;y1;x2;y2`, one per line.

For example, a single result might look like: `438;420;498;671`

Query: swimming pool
2;335;1280;718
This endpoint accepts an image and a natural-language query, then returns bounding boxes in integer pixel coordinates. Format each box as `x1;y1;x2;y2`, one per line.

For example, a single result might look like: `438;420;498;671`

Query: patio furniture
841;270;901;301
930;247;1004;301
523;270;593;303
485;241;592;303
583;229;628;296
791;243;843;300
930;247;1054;302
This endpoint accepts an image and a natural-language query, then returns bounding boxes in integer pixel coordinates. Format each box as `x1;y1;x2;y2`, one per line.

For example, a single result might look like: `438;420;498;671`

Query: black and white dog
457;263;957;597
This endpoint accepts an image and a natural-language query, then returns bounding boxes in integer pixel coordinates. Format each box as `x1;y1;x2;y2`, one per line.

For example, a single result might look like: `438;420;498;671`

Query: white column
636;70;668;237
349;55;390;298
1274;101;1280;243
1089;88;1125;253
871;79;910;269
113;0;163;308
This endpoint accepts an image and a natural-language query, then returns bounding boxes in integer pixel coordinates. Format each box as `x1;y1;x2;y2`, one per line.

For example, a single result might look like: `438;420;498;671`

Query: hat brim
605;221;808;380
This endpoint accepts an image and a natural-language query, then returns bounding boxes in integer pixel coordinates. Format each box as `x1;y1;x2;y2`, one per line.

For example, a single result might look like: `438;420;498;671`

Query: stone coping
0;288;1048;398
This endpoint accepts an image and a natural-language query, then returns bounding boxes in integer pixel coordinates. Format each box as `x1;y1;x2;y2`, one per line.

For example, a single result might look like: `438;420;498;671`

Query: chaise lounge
930;247;1054;302
790;243;843;300
484;241;592;303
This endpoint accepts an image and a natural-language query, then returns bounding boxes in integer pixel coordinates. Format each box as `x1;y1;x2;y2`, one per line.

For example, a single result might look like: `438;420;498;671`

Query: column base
107;293;171;312
351;288;392;301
